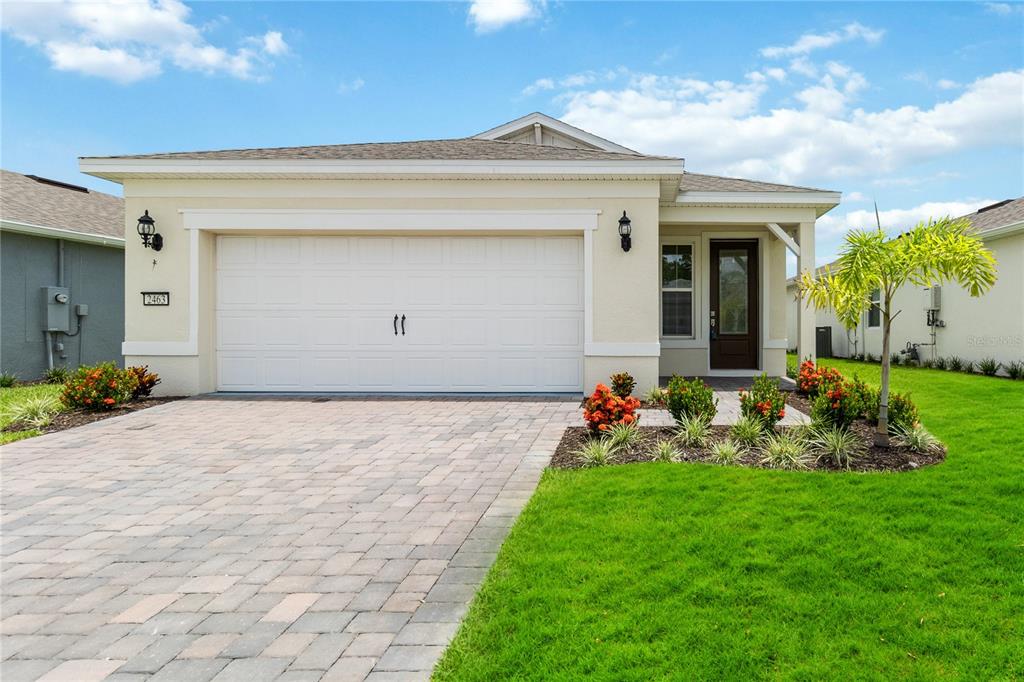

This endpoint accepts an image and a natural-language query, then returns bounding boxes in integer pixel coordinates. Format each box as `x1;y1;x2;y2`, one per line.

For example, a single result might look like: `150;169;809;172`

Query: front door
710;240;758;370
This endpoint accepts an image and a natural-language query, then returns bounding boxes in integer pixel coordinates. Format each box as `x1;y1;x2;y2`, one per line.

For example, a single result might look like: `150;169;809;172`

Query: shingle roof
1;169;124;239
961;197;1024;233
678;171;835;193
88;137;679;162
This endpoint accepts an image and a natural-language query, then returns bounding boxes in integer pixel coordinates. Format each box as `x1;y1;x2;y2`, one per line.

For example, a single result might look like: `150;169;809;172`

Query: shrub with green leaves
604;422;639;451
919;358;934;369
933;356;948;370
891;353;902;366
809;379;862;430
575;439;616;467
2;395;61;429
947;356;964;371
43;366;71;384
807;424;864;469
738;373;787;430
643;385;668;405
652;440;680;463
978;358;999;376
786;356;799;379
0;372;18;388
709;439;742;465
676;414;711;448
609;372;636;399
729;415;764;449
893;423;943;454
759;430;811;470
61;362;138;411
1007;361;1024;380
961;360;975;374
864;389;919;434
665;375;718;422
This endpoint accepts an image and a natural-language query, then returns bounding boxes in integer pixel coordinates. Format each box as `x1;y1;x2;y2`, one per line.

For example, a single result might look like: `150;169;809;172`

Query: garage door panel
216;235;583;392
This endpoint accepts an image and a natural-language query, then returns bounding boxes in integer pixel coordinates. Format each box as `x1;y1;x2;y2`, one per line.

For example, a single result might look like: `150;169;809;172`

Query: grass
0;383;63;445
435;358;1024;680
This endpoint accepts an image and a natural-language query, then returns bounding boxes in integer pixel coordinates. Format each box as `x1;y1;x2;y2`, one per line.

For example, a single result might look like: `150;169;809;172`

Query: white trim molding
1;219;124;248
473;112;643;155
766;222;800;256
180;208;602;232
676;190;841;207
585;342;661;357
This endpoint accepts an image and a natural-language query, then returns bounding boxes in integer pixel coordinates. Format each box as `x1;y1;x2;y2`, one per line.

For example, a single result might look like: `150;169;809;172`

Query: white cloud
521;77;555;96
985;2;1024;15
1;0;288;84
788;57;818;78
817;199;998;239
937;78;960;90
261;31;288;56
765;67;787;81
844;191;869;202
761;22;884;58
557;69;1023;185
468;0;543;33
337;77;365;95
520;68;623;97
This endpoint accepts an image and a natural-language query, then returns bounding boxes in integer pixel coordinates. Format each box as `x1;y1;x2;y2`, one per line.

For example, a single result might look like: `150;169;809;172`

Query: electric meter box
42;286;71;332
926;286;941;311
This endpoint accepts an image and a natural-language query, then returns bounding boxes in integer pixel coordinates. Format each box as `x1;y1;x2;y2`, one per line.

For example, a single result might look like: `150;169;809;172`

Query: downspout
44;239;67;371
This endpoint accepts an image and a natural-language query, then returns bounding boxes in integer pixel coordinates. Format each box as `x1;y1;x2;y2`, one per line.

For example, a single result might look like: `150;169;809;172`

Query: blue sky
2;1;1022;263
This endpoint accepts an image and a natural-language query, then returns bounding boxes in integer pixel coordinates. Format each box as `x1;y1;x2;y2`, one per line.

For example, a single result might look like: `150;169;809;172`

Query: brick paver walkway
1;397;576;681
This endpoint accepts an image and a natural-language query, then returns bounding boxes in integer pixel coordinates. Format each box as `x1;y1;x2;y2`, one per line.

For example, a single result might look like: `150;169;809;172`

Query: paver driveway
1;396;577;681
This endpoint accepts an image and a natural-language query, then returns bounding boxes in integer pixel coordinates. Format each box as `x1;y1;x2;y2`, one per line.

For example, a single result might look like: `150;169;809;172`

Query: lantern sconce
618;211;632;252
136;210;163;251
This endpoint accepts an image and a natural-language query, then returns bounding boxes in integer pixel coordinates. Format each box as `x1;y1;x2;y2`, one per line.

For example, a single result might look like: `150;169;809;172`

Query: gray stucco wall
1;231;124;380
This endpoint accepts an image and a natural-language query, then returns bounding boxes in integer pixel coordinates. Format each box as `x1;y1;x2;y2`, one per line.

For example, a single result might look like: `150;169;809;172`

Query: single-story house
1;169;125;380
79;112;840;395
787;197;1024;368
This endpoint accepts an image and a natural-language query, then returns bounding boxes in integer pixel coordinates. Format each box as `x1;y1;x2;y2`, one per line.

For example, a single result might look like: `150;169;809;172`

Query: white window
868;288;881;328
661;243;693;337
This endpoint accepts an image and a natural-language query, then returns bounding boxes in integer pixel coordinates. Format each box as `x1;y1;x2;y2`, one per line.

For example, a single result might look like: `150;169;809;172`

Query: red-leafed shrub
126;365;161;400
738;373;787;430
583;383;641;432
61;362;138;411
796;360;842;397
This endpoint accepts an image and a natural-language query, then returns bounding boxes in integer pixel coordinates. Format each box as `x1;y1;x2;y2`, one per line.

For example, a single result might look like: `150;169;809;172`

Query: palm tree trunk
876;293;892;447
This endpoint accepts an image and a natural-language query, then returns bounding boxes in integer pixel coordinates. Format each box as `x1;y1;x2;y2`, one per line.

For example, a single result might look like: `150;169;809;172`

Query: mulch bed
3;397;183;438
551;420;946;473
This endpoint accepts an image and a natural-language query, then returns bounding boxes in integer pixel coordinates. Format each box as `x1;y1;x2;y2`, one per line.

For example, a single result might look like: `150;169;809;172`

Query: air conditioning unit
925;286;941;311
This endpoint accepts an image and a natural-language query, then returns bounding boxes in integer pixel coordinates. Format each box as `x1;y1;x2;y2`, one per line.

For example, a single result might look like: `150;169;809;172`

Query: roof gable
473;112;641;155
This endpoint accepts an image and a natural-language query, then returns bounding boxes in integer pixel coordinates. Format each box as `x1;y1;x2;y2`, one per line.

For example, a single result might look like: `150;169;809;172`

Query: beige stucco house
80;113;839;395
787;197;1024;369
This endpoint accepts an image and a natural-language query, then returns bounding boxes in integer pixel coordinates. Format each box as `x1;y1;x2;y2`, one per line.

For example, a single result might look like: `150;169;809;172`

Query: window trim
868;288;881;328
660;239;696;339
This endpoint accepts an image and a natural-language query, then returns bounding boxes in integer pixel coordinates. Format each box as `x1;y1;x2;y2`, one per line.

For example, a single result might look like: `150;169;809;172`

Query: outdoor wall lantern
136;210;163;251
618;211;632;252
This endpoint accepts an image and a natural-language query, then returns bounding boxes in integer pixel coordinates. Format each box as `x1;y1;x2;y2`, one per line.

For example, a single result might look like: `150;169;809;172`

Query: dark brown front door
710;240;758;370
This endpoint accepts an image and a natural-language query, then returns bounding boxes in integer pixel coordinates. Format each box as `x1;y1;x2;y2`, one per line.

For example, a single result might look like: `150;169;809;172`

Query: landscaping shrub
729;415;764;449
2;395;61;428
652;440;680;463
810;379;862;430
863;389;919;434
865;353;878;363
582;383;640;433
609;372;636;399
43;366;70;384
891;352;902;366
738;373;787;430
978;358;1000;376
846;374;873;418
785;356;799;379
759;430;811;470
919;358;934;369
61;362;138;411
961;360;975;374
795;360;842;397
126;365;161;399
574;439;616;467
665;375;717;422
933;356;948;370
807;424;864;469
893;423;943;454
676;414;711;448
0;372;18;388
643;385;668;405
604;422;640;450
947;356;964;371
709;439;741;465
1007;361;1024;380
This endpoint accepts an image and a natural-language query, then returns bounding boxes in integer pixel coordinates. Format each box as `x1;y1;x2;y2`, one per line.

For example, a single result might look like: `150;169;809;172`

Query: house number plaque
141;291;170;306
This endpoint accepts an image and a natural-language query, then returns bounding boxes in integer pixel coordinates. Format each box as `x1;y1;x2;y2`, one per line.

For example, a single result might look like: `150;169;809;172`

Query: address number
141;291;170;306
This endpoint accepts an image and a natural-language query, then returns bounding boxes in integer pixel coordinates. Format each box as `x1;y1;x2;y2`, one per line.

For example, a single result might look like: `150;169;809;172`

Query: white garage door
216;235;584;392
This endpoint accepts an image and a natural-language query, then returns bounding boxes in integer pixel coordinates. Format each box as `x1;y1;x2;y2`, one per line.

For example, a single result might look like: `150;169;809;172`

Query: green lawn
435;359;1024;680
0;383;62;444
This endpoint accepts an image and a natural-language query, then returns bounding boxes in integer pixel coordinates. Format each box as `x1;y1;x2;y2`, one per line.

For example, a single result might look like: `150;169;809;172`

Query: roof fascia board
0;219;125;248
473;112;639;154
979;219;1024;241
676;190;842;207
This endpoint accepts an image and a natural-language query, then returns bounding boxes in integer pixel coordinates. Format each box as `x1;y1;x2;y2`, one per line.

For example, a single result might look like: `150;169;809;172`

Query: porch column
796;221;816;363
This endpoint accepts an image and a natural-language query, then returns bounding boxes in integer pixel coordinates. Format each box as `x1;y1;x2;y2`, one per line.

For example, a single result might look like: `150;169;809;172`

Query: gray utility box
42;286;71;332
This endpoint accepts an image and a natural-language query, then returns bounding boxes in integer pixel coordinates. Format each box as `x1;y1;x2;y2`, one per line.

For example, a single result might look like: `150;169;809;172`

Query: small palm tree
800;217;996;446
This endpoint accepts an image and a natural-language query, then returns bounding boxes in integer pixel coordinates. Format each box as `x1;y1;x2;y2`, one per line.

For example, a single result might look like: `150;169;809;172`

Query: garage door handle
400;315;406;335
394;314;399;336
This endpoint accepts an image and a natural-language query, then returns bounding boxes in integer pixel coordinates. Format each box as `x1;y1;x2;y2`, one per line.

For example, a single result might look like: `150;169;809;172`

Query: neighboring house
1;170;125;380
79;112;839;395
787;197;1024;368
